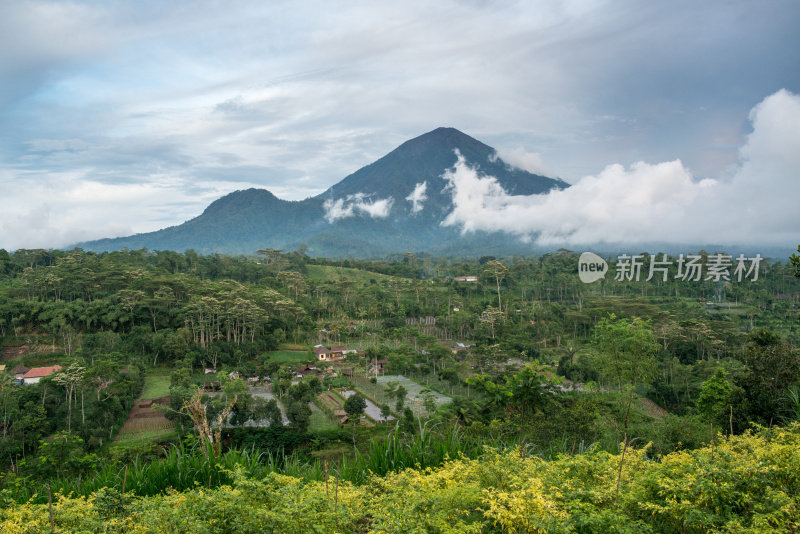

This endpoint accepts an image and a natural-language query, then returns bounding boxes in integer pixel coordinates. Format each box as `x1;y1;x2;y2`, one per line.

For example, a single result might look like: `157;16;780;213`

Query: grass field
114;427;178;448
277;343;308;351
308;402;339;432
140;374;171;400
265;350;313;363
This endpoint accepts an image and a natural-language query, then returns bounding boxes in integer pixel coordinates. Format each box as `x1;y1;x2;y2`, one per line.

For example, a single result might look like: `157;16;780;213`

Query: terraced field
305;265;397;284
115;395;175;444
318;391;344;411
115;372;177;445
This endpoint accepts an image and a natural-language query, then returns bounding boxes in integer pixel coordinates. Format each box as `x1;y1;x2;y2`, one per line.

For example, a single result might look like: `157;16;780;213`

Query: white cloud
441;89;800;247
492;148;551;177
323;193;394;223
405;181;428;213
0;170;266;250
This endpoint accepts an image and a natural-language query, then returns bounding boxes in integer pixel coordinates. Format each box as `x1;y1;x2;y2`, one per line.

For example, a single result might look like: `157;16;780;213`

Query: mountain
322;127;564;217
75;128;567;257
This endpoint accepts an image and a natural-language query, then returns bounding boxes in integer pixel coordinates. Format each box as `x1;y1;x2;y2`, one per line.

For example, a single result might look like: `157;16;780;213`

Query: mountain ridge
74;128;567;257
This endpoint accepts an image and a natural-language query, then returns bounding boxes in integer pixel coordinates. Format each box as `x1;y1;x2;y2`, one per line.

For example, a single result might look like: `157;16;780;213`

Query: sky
1;0;799;251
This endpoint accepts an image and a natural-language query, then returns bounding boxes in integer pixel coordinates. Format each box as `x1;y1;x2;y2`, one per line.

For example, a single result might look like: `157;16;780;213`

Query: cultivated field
308;402;339;431
341;390;394;422
115;395;175;445
353;374;452;416
115;372;176;446
317;390;345;411
140;374;170;399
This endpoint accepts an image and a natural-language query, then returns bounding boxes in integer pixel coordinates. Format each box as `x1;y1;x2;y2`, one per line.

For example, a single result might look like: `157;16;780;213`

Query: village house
313;344;333;360
331;345;358;357
299;365;319;375
22;365;63;385
453;275;479;282
446;342;475;357
313;344;352;362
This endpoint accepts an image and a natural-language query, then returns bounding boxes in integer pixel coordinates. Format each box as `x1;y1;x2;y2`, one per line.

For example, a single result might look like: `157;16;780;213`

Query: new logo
578;252;608;283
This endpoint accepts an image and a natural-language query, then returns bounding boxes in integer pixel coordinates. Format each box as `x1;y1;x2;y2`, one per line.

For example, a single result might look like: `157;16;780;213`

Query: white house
22;365;63;385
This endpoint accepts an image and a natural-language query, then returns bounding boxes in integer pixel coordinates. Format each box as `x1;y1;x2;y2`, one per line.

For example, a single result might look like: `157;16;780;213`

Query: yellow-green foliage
2;424;799;533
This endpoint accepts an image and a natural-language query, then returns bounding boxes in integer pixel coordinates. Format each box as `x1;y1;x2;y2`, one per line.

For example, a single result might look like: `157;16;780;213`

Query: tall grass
5;422;489;504
360;421;473;477
6;442;267;505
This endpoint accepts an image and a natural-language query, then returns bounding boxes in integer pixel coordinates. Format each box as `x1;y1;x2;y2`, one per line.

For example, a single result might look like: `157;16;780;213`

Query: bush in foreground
2;423;799;533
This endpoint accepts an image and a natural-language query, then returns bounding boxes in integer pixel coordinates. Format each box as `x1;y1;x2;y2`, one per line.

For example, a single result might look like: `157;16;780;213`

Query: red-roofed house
22;365;63;385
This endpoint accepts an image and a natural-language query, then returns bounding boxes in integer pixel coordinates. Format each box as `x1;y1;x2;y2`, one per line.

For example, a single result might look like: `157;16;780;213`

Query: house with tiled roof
22;365;63;385
313;344;347;362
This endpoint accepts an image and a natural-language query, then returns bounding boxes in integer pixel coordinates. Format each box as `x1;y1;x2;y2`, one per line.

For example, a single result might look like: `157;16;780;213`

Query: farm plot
375;375;451;416
115;371;178;445
115;395;175;445
340;390;394;422
318;391;344;411
140;374;170;399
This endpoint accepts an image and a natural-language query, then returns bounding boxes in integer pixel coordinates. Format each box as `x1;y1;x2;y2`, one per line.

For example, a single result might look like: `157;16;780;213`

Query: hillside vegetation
2;425;798;533
0;246;798;531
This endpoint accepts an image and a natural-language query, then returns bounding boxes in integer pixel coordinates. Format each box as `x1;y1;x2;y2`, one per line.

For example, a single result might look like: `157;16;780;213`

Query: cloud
323;193;394;223
0;170;267;251
492;148;551;177
441;89;800;247
1;2;798;250
0;203;136;252
405;182;428;213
